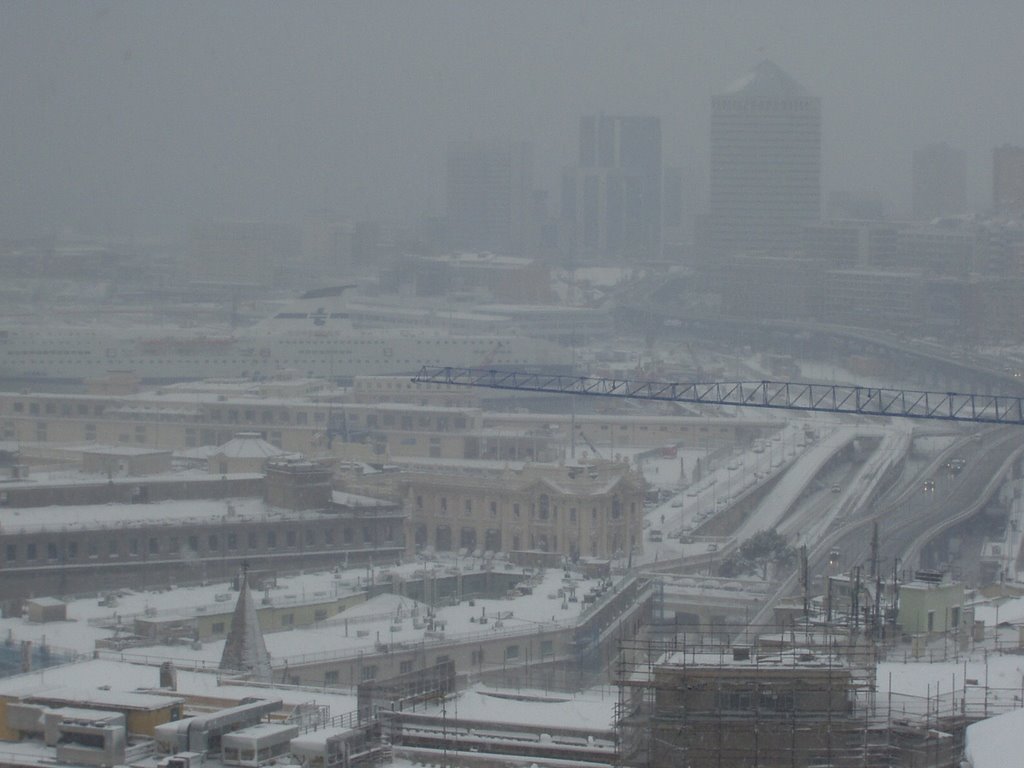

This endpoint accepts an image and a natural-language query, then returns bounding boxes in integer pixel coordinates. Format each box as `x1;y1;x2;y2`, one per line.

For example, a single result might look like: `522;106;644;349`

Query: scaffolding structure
614;627;986;768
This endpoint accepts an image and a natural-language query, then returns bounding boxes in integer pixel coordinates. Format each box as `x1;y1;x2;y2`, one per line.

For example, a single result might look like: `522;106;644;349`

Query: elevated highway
741;428;1024;637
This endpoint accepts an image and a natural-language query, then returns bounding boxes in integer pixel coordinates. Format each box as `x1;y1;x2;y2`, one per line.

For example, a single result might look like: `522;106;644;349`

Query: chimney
159;661;178;690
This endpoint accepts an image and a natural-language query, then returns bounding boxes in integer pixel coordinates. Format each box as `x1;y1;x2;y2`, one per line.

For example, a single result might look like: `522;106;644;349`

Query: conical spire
219;566;272;683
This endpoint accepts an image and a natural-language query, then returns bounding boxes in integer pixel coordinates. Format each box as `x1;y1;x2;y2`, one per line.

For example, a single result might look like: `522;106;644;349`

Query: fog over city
4;4;1024;768
2;1;1022;237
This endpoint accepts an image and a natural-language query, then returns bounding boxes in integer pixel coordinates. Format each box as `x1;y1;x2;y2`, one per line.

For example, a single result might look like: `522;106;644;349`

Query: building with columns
399;461;645;560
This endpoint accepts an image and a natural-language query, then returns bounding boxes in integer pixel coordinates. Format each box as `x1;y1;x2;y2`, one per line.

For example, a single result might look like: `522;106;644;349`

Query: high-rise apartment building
912;143;967;220
704;61;821;260
446;140;533;255
993;145;1024;217
561;115;663;262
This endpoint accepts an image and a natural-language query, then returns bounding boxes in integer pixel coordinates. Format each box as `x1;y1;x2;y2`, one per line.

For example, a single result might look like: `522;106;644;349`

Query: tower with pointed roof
219;566;273;683
703;61;821;260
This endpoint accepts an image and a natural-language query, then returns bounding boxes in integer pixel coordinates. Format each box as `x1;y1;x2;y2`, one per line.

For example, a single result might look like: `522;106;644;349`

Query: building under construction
615;630;980;768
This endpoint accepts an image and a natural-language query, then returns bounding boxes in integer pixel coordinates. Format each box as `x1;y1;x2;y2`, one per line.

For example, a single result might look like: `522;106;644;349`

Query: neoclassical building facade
401;461;645;560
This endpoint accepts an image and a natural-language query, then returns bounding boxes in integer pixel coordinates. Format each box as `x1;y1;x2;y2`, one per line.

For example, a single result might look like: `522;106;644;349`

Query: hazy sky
2;1;1022;240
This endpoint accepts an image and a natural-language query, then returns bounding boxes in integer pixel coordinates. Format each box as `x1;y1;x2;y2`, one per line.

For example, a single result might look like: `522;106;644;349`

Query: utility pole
891;557;901;634
852;566;861;631
800;545;809;619
870;521;879;580
874;572;883;641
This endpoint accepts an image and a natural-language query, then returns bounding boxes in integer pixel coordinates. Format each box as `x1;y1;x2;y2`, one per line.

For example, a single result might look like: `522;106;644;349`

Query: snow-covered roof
421;683;617;730
0;658;357;716
323;593;428;625
331;490;396;508
965;706;1024;767
175;445;222;461
80;445;172;457
4;685;181;711
0;497;313;535
0;467;263;490
213;433;289;459
26;597;65;607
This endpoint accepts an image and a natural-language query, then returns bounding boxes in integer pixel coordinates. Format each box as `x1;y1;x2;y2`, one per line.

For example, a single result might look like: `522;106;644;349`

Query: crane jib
411;366;1024;426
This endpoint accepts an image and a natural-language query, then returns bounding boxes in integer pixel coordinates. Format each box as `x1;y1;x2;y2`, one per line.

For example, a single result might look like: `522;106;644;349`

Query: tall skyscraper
704;61;821;259
561;115;663;262
446;140;532;255
993;144;1024;216
912;143;967;220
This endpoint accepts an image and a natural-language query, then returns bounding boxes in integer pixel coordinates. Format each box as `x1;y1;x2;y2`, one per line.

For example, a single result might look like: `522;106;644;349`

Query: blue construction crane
412;366;1024;426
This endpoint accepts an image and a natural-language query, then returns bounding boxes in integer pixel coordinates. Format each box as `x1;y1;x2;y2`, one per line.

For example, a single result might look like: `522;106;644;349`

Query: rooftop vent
914;569;944;584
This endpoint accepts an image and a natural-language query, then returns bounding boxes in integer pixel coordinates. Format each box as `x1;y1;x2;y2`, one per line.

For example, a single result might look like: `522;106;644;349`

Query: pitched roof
720;60;810;99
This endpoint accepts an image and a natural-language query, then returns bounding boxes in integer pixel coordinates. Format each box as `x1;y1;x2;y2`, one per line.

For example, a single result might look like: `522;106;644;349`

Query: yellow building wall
126;705;181;738
0;698;18;741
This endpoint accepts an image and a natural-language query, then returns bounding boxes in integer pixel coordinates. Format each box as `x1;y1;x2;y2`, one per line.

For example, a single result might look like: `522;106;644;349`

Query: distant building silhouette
702;61;821;261
993;144;1024;217
190;220;300;287
561;115;663;262
446;140;533;255
912;143;967;220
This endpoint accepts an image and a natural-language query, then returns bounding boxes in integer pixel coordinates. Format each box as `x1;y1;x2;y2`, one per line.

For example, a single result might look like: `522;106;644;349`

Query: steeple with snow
219;566;272;683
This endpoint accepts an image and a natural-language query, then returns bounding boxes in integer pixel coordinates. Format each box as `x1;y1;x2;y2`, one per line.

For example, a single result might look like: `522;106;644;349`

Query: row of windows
320;640;554;686
354;413;470;430
12;401;105;417
8;401;329;429
715;689;795;713
5;349;91;356
418;494;633;523
205;407;322;426
3;524;396;563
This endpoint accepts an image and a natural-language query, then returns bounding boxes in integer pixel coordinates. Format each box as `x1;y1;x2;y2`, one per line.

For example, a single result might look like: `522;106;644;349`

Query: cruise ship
0;287;569;384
